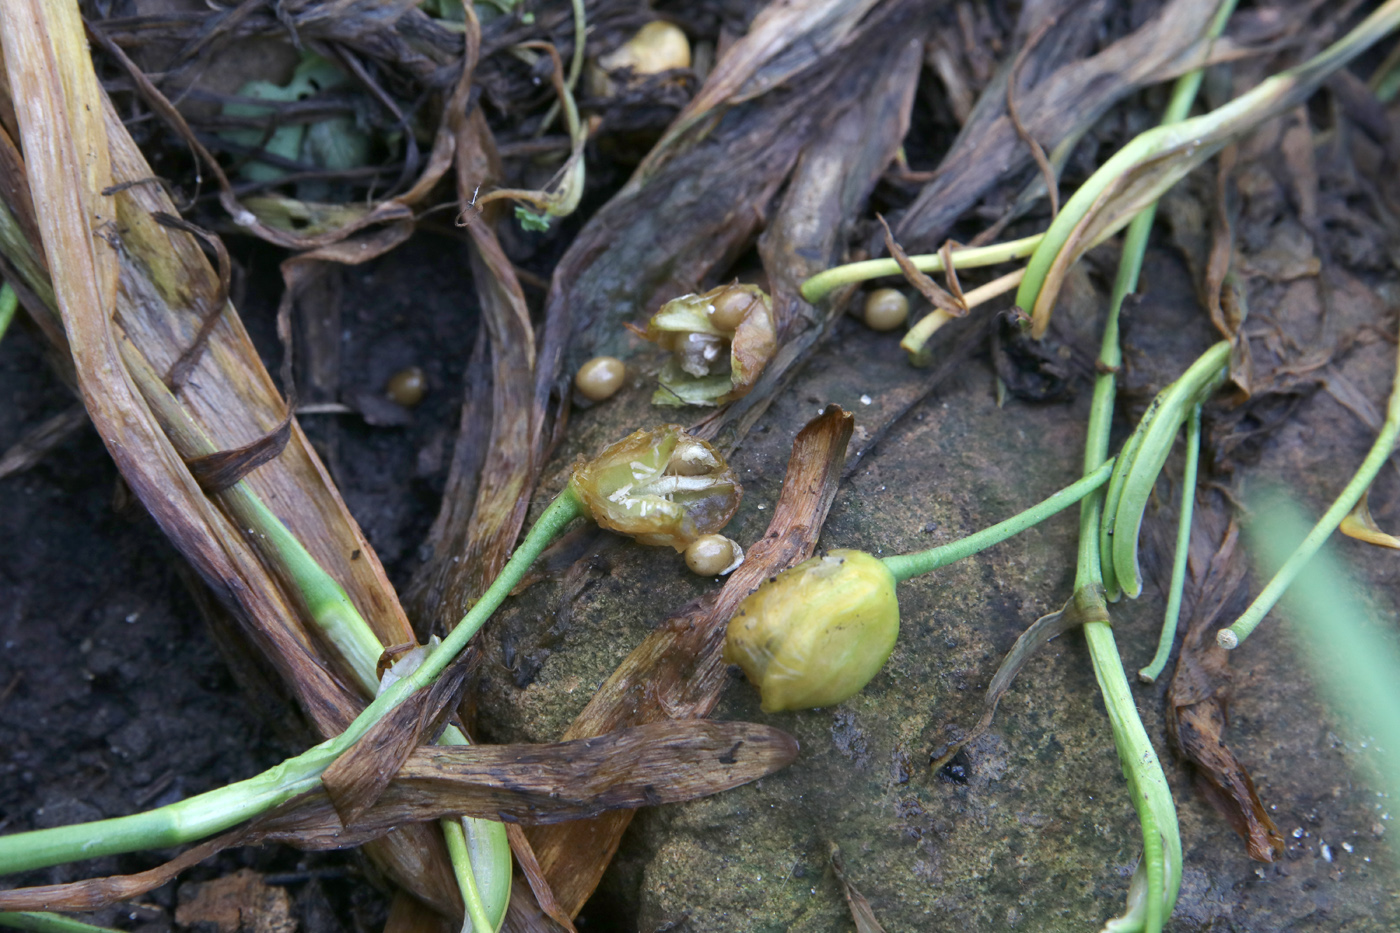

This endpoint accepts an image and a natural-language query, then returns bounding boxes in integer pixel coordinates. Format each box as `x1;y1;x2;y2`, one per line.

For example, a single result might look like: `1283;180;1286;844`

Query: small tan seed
575;356;626;402
685;534;737;576
863;288;910;331
386;366;427;407
710;287;757;331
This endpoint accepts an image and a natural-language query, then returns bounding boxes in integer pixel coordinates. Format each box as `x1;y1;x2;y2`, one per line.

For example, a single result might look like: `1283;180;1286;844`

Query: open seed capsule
641;283;776;407
568;425;741;549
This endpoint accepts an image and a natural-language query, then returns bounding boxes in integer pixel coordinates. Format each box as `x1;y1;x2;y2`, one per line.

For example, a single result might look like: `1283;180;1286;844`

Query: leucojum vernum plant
9;3;1400;933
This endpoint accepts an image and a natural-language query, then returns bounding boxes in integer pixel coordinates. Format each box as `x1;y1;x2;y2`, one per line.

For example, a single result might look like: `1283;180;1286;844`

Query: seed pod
641;283;776;407
568;425;741;549
599;21;691;76
724;549;899;712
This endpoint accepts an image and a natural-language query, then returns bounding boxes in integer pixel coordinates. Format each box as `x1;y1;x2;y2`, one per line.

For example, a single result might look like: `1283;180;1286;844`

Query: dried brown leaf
830;842;888;933
1166;519;1285;862
322;652;475;827
896;0;1231;251
877;215;965;315
0;720;798;913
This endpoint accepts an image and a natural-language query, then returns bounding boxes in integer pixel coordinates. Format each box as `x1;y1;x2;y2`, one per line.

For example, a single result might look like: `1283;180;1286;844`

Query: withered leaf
1166;519;1285;862
830;842;889;933
878;215;965;316
322;651;475;828
0;720;798;913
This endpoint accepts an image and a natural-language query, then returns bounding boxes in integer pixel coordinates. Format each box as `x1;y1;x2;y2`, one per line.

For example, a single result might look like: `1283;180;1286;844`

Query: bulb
724;549;899;712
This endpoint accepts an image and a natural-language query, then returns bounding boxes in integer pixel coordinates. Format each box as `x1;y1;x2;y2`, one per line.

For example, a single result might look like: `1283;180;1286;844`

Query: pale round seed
575;356;626;401
385;366;427;407
863;288;910;331
685;534;736;575
710;287;757;331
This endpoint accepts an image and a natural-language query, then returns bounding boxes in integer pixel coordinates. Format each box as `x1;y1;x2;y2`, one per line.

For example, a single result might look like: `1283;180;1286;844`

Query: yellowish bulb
863;288;910;331
724;549;899;712
599;21;692;75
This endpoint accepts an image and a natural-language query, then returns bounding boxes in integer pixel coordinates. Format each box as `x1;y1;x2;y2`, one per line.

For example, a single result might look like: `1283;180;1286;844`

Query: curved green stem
1139;404;1200;682
1219;336;1400;649
1071;4;1237;924
0;489;585;876
881;458;1114;583
799;233;1043;304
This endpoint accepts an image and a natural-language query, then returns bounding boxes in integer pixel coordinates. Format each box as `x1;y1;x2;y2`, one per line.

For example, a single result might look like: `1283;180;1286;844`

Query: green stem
0;489;585;876
0;915;119;933
881;458;1115;583
1071;4;1236;924
1219;334;1400;650
1086;608;1179;933
1139;404;1200;683
0;282;16;344
240;493;511;928
799;233;1043;304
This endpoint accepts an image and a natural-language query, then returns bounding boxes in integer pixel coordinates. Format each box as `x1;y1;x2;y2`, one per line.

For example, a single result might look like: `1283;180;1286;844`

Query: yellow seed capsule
724;549;899;712
568;425;741;549
863;288;909;331
685;534;742;575
599;21;692;75
386;366;427;407
575;356;626;402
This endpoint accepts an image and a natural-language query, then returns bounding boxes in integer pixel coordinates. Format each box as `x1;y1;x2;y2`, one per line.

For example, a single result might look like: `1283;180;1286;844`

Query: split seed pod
639;283;776;407
569;425;741;549
724;549;899;712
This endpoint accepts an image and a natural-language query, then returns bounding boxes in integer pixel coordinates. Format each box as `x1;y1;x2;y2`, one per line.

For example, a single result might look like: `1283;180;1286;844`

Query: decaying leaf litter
1;0;1399;931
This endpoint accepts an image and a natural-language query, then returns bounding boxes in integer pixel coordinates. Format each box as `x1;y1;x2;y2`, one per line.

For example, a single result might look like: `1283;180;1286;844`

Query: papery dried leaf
0;403;86;480
1340;489;1400;549
631;0;884;185
895;0;1230;251
504;825;578;933
512;407;853;924
830;842;889;933
408;84;543;642
0;720;798;913
698;39;921;445
185;413;292;494
0;13;458;913
322;652;475;827
878;215;964;315
1166;519;1285;861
